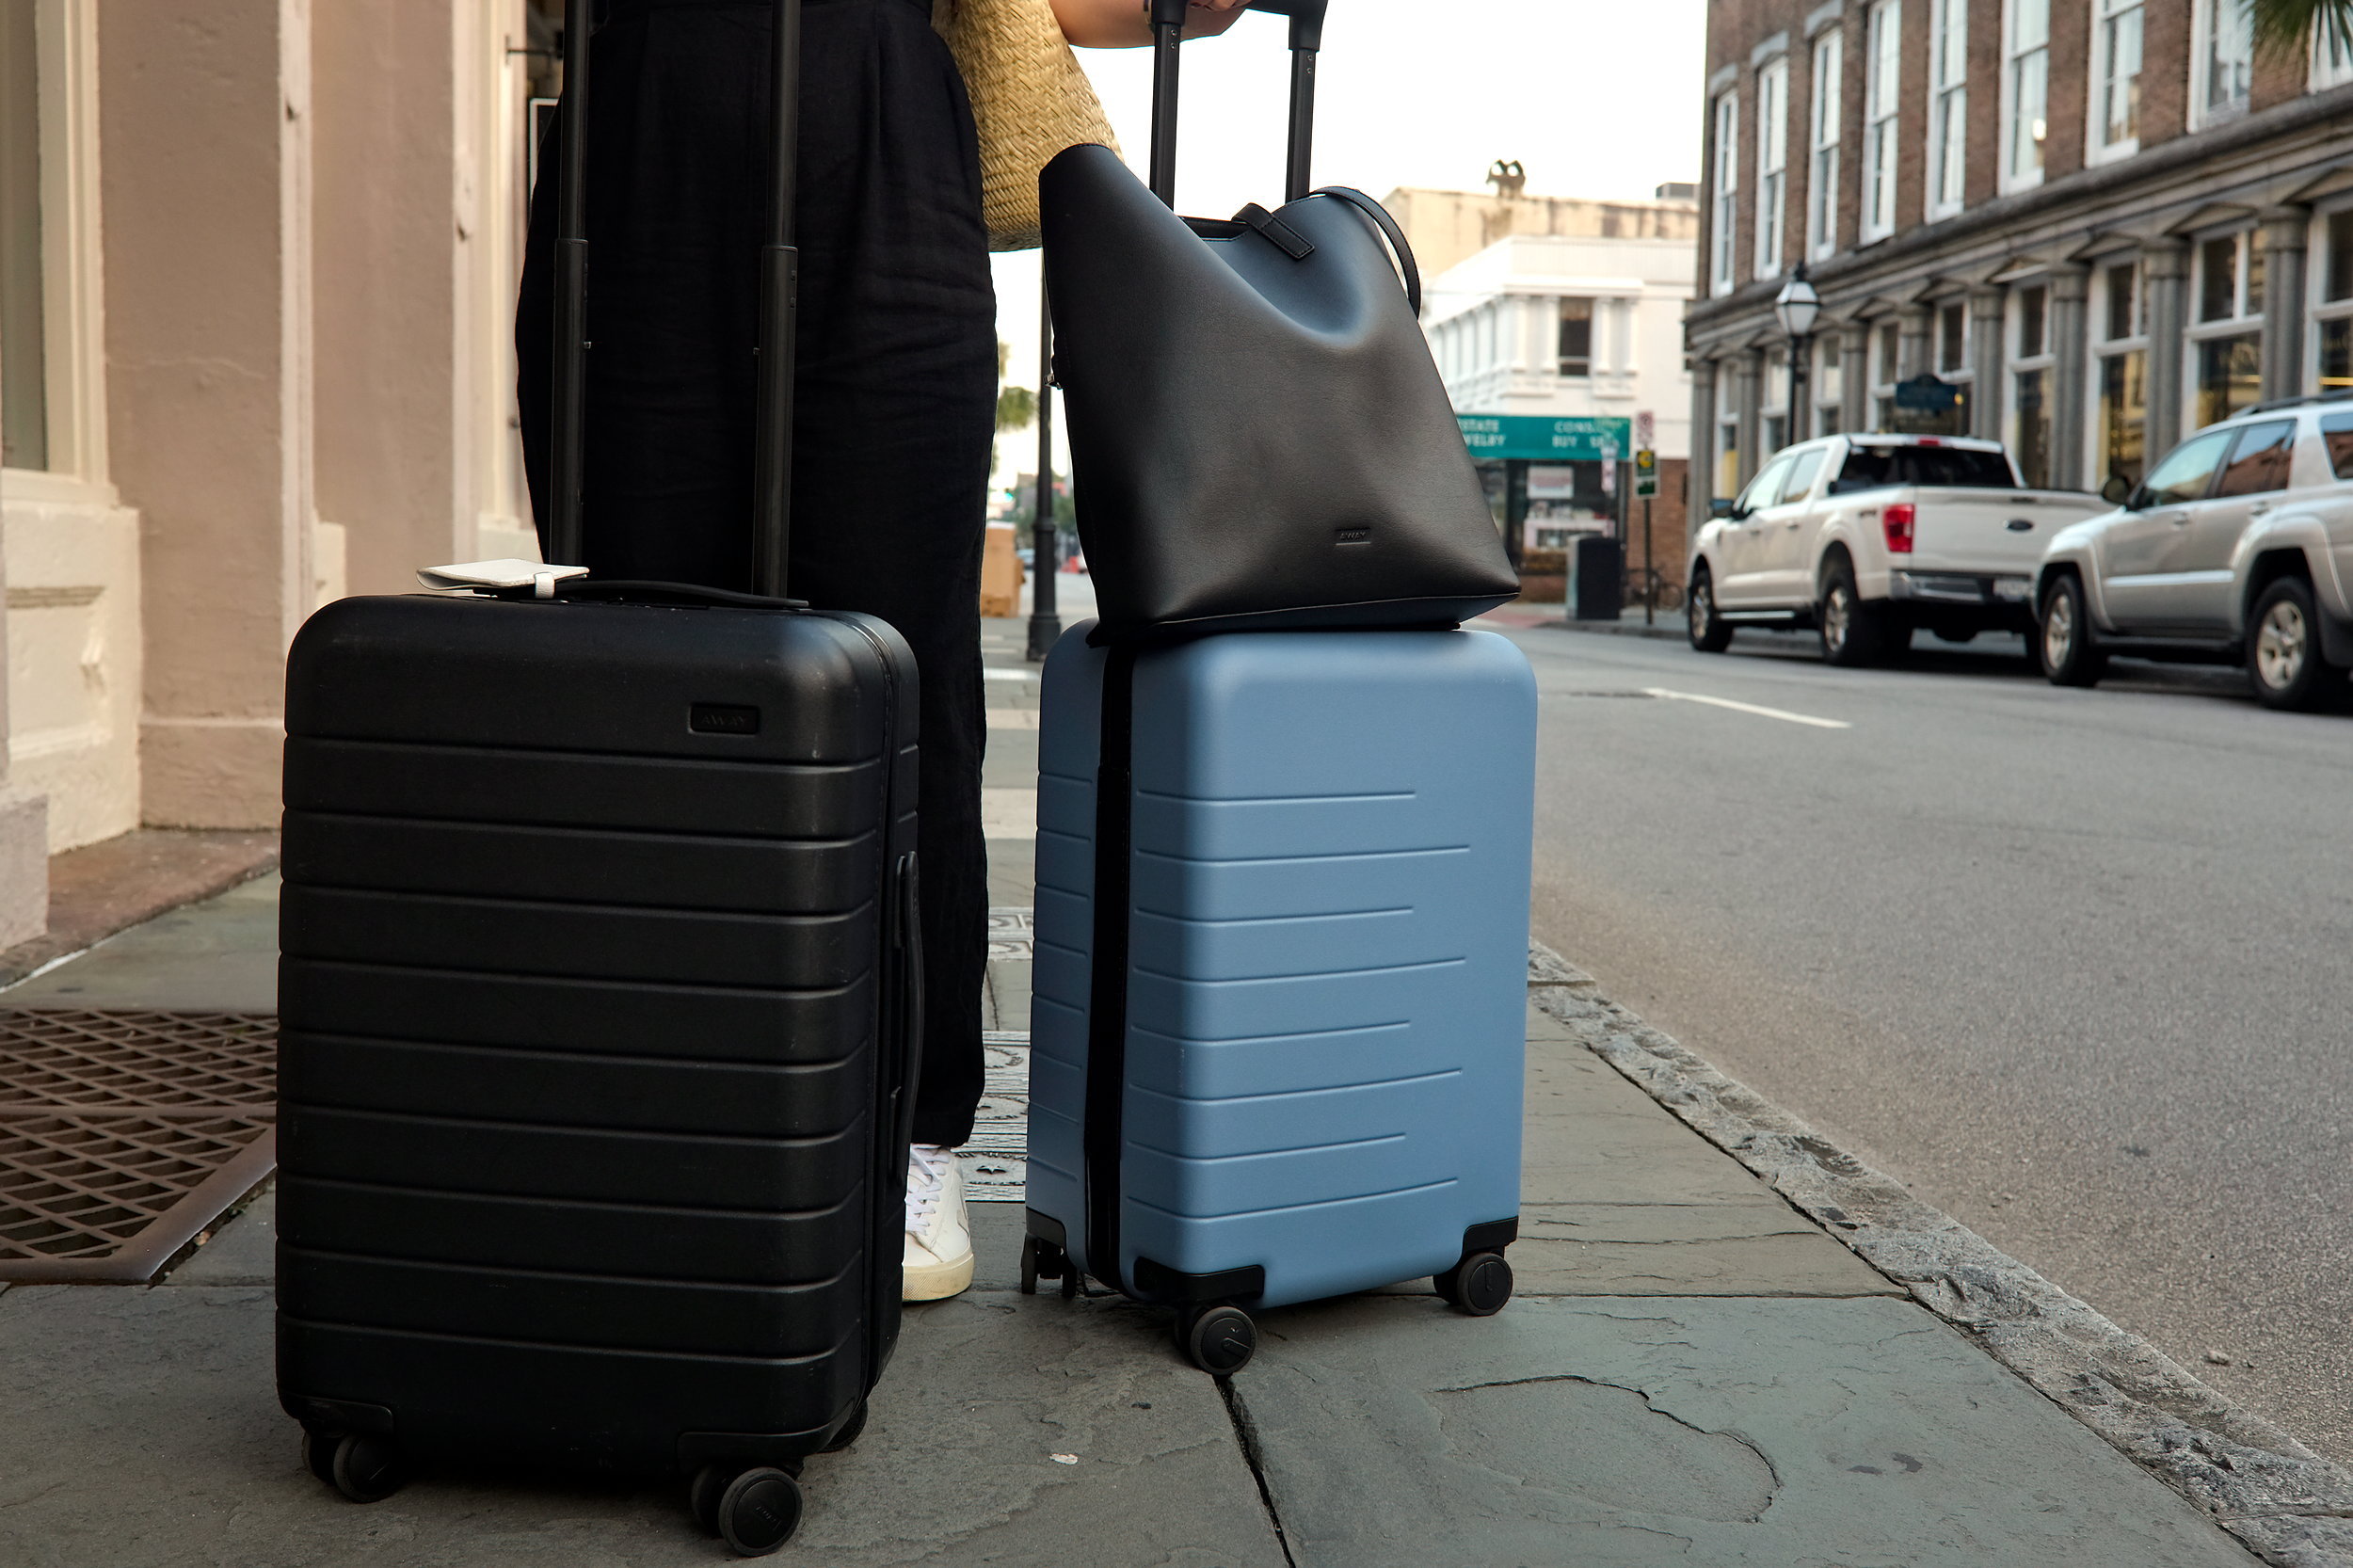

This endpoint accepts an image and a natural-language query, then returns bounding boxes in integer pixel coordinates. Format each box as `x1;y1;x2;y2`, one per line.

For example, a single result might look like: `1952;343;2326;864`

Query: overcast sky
990;0;1708;483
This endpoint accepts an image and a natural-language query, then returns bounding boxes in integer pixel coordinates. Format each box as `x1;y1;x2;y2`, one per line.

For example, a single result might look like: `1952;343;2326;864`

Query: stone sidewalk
0;619;2266;1566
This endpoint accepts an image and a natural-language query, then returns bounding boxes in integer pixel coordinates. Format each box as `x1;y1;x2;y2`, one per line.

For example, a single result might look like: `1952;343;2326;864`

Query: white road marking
987;709;1042;730
1641;687;1852;729
982;787;1038;837
984;667;1038;682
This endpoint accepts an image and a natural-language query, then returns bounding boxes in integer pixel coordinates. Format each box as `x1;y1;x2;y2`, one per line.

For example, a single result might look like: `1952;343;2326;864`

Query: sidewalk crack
1218;1377;1299;1568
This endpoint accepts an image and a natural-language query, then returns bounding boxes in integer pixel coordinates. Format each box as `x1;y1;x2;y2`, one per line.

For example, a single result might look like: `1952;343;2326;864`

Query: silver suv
2034;395;2353;710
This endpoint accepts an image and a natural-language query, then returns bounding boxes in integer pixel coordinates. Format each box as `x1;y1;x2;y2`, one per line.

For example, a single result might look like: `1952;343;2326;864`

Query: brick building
1687;0;2353;522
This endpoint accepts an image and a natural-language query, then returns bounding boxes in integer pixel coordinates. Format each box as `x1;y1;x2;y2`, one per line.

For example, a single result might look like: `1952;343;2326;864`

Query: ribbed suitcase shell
1028;624;1534;1307
276;592;920;1474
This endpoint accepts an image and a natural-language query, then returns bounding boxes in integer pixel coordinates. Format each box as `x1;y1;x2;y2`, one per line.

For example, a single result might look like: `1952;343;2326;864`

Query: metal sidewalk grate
0;1011;278;1284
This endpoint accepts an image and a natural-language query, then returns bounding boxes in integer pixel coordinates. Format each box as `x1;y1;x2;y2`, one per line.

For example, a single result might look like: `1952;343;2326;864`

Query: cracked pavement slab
0;1283;1285;1568
1514;1004;1899;1297
1232;1293;2261;1568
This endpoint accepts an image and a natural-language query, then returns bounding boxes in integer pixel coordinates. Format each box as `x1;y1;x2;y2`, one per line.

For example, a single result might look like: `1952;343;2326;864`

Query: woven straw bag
933;0;1121;250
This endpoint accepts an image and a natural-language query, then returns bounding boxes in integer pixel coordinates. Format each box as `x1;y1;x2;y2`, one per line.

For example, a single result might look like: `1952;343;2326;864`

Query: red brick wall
2046;0;2091;178
2140;0;2191;147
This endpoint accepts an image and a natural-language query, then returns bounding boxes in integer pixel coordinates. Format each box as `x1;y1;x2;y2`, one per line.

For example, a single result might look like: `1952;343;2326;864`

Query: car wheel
1817;558;1886;667
2247;577;2337;712
1688;568;1733;652
2039;574;2106;687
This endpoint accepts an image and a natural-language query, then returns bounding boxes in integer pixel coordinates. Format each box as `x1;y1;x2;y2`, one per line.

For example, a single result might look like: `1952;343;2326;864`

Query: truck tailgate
1910;489;2103;574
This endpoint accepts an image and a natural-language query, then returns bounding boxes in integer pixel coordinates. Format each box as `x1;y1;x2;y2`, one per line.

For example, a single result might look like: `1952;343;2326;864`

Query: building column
1736;348;1764;487
2142;239;2190;458
2050;265;2090;491
101;0;313;828
2260;209;2311;404
1899;304;1934;379
0;557;48;948
1840;321;1870;435
1969;285;2007;441
1689;356;1718;524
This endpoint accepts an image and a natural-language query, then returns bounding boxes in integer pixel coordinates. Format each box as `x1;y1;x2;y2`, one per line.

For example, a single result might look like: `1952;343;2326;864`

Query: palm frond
2248;0;2353;62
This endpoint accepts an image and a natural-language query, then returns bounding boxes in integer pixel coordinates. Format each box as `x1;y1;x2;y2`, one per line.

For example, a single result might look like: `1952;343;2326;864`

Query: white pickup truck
1687;434;2108;664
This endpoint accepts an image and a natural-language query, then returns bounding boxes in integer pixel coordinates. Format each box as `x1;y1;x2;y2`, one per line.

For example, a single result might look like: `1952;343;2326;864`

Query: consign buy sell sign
1457;414;1631;463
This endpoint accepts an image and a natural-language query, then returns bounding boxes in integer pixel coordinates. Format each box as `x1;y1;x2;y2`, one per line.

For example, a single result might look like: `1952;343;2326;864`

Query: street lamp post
1026;277;1061;663
1774;266;1821;446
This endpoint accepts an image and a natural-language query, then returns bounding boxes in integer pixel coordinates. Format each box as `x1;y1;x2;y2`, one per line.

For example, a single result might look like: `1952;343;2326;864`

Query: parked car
2034;394;2353;710
1688;434;2106;664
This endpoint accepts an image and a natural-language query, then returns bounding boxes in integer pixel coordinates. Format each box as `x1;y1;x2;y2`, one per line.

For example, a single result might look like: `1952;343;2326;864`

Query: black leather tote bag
1036;14;1514;636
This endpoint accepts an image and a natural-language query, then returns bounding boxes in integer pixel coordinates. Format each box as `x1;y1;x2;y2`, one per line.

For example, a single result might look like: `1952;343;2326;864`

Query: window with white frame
2;0;48;470
2005;0;2051;189
1809;30;1843;260
1711;89;1740;296
2315;15;2353;87
2089;0;2142;160
2316;208;2353;392
1754;56;1789;279
1929;0;1968;217
2192;0;2252;126
1762;347;1790;454
1559;298;1593;377
1862;0;1900;242
2010;282;2055;486
2193;230;2263;427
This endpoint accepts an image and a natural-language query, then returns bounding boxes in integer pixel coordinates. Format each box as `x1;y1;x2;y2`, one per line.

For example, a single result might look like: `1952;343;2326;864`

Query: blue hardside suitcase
1021;623;1537;1372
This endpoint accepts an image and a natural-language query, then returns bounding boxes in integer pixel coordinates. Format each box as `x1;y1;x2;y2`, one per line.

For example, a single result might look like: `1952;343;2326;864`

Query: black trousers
519;0;995;1146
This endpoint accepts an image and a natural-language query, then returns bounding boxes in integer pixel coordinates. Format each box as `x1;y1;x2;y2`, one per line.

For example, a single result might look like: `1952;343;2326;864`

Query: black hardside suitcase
275;1;912;1554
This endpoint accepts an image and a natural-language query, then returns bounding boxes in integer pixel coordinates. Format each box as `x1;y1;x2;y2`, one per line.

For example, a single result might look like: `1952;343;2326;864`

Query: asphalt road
1504;618;2353;1465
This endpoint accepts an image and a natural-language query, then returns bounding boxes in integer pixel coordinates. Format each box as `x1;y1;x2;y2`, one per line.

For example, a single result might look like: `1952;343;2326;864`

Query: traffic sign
1456;413;1631;463
1633;409;1656;451
1633;448;1658;499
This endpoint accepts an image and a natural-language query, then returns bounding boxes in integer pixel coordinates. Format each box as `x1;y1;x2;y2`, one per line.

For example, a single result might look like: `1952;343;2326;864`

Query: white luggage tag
416;560;589;599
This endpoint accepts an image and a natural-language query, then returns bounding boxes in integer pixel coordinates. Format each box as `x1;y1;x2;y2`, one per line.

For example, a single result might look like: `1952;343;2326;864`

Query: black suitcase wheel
327;1433;406;1503
301;1430;340;1487
690;1465;729;1538
1435;1252;1513;1317
1021;1237;1069;1298
818;1399;869;1453
1176;1304;1257;1378
716;1466;804;1557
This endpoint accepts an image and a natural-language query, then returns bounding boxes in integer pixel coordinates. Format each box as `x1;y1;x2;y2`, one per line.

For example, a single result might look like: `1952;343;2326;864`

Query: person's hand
1052;0;1254;47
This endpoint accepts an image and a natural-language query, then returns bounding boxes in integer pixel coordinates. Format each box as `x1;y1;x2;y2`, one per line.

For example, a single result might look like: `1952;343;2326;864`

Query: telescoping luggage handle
1148;0;1329;208
546;0;804;599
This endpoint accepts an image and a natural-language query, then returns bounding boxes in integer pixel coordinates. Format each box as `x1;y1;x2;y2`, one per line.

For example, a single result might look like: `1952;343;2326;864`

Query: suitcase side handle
1146;0;1327;209
544;0;804;593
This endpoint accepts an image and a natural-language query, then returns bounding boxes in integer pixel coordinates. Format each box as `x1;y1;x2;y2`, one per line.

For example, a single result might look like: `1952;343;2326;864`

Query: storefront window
2015;369;2052;486
2201;236;2237;321
2197;335;2260;428
2100;351;2147;488
2;0;48;472
2321;318;2353;392
1938;303;1967;373
2105;261;2138;340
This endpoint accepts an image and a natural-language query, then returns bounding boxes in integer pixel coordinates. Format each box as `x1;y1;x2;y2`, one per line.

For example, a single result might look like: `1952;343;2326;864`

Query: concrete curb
1527;944;2353;1568
0;830;280;991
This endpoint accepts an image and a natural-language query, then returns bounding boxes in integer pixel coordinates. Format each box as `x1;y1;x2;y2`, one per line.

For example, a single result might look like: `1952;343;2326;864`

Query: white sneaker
903;1144;974;1302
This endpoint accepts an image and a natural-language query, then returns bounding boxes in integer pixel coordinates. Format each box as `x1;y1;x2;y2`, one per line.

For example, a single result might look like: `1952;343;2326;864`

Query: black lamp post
1773;265;1821;445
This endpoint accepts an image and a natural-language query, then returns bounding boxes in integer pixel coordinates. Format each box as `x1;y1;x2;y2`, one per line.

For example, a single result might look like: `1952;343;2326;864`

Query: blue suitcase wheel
1176;1304;1257;1377
1436;1253;1513;1317
716;1467;804;1557
328;1433;406;1503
